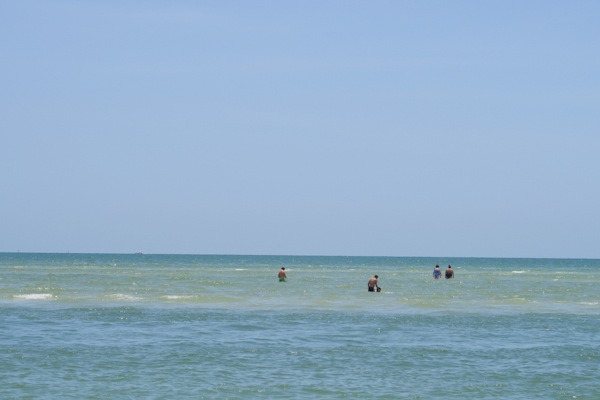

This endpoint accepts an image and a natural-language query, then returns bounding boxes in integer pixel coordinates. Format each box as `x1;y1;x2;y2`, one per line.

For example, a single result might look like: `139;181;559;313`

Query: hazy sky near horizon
2;1;599;258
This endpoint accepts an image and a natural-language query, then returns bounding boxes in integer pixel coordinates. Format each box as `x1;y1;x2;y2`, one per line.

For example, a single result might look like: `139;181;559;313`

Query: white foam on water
163;295;195;300
511;270;527;274
106;293;141;301
13;293;54;300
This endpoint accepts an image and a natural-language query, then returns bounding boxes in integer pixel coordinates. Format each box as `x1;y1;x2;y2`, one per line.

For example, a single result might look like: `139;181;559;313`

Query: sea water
1;253;598;399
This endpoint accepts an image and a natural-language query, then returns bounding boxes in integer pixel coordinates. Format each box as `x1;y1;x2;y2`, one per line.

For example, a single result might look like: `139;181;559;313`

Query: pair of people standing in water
433;265;454;279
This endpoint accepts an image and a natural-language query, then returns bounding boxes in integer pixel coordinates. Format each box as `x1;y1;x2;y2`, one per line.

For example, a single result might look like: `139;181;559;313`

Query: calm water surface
1;253;599;399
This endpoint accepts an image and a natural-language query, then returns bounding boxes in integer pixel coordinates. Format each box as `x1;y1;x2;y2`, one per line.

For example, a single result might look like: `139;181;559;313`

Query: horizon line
1;251;598;261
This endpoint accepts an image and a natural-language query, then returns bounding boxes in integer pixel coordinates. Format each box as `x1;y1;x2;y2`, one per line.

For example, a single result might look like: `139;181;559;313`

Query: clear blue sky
1;1;598;257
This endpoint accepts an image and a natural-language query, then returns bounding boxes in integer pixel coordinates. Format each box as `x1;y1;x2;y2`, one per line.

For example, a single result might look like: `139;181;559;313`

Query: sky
1;1;599;258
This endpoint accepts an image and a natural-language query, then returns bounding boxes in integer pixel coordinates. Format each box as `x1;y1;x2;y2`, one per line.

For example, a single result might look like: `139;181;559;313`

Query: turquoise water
1;253;599;399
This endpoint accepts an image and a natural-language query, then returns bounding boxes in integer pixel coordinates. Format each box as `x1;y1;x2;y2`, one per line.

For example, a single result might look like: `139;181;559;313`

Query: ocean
1;253;598;399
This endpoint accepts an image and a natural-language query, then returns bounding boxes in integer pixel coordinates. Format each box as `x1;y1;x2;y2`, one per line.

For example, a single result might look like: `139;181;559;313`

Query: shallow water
1;253;599;399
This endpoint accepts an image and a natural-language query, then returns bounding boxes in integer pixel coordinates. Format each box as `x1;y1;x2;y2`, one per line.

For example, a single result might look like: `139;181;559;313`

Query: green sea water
1;253;599;399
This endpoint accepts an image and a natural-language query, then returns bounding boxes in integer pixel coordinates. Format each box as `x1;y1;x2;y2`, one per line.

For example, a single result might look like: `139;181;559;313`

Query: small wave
163;295;195;300
580;302;599;306
106;294;141;301
512;270;527;274
234;268;247;271
13;293;53;300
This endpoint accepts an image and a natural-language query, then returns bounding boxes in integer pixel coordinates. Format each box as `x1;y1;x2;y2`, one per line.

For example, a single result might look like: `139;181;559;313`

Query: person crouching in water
278;267;287;282
368;275;380;292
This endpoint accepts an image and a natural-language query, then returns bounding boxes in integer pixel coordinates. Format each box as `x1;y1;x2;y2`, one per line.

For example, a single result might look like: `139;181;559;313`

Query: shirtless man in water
445;265;454;279
278;267;287;282
368;275;379;292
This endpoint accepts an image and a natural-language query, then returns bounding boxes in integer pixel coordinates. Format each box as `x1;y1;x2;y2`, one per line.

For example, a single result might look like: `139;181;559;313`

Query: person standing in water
433;265;441;279
367;275;380;292
278;267;287;282
445;265;454;279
